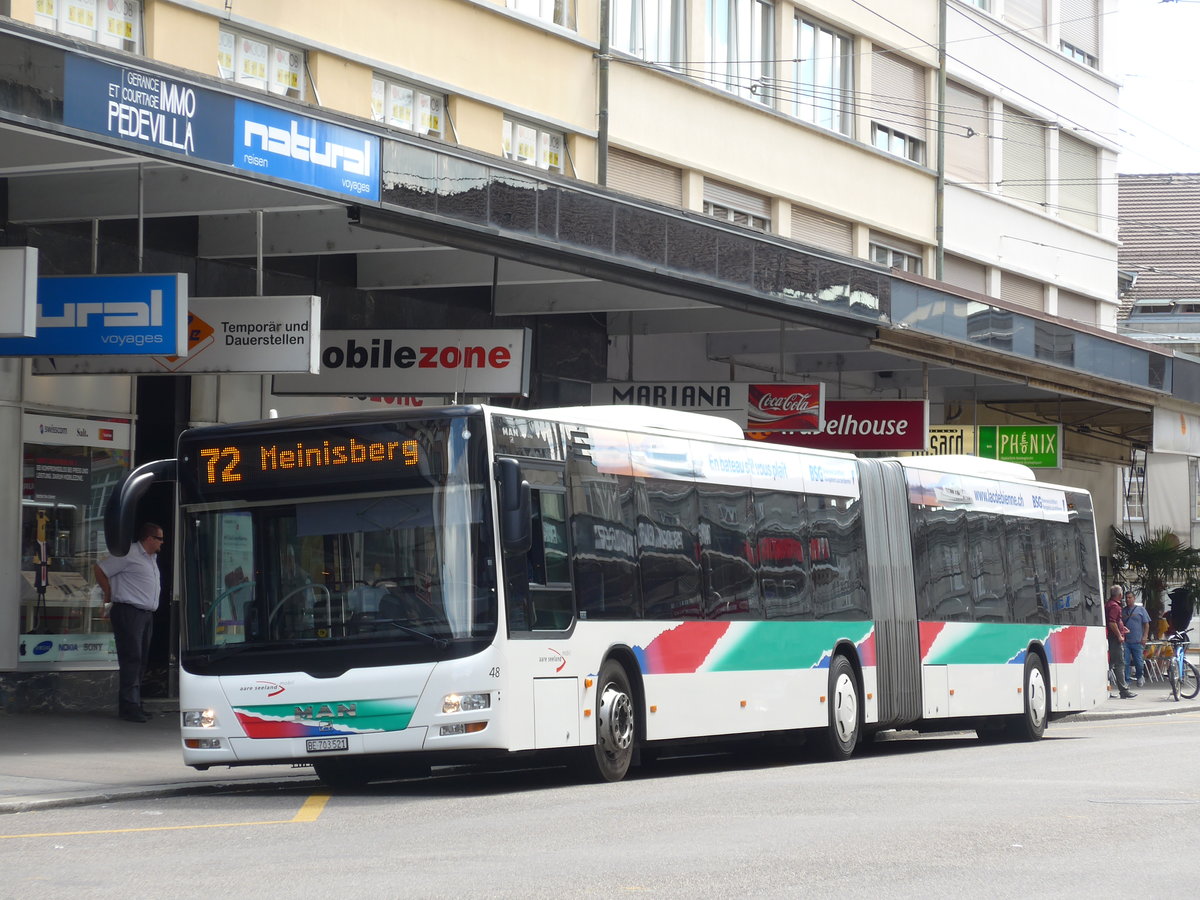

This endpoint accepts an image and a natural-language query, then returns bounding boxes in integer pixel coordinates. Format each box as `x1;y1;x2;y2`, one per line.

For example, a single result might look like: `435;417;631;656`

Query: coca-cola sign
746;383;825;432
748;399;929;452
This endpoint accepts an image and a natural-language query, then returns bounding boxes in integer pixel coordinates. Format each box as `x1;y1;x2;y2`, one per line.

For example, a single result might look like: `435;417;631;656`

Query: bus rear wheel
821;655;860;760
1004;655;1048;741
579;660;636;782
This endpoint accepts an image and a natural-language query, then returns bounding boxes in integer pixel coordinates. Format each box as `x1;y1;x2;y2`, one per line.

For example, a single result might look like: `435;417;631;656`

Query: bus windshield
178;414;497;669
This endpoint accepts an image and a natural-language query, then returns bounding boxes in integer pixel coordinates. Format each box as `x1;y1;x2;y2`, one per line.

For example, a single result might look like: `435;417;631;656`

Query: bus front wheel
580;660;636;782
821;655;861;760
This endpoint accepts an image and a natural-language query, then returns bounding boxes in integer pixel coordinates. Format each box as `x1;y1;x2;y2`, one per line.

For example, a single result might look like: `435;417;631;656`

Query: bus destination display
183;424;438;500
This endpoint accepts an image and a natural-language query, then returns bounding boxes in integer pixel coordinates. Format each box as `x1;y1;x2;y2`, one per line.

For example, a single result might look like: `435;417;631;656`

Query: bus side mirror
496;458;532;557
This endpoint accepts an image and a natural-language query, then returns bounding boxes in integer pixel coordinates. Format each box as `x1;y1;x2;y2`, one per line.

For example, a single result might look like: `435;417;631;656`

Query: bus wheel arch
821;646;863;760
578;650;640;782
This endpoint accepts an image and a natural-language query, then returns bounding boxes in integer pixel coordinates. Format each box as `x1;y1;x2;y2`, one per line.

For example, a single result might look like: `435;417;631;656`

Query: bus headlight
442;692;490;714
182;709;217;727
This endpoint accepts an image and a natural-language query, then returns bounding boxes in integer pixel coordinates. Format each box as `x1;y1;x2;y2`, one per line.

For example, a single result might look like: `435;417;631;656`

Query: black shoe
119;710;149;722
1119;691;1138;699
139;707;153;719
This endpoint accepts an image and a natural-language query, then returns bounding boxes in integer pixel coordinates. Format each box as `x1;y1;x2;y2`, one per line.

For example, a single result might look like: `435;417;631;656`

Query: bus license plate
305;737;349;753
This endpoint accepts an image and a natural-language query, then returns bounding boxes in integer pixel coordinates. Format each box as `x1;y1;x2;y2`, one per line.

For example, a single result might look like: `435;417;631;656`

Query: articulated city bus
105;405;1108;786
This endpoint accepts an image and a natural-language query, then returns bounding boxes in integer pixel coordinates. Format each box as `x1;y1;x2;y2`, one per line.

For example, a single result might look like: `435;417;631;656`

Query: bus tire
580;660;636;782
821;654;860;760
1004;654;1048;741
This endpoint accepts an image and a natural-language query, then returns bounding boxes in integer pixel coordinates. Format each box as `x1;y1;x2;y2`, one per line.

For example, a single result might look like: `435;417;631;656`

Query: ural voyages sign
0;274;187;356
273;329;532;396
63;57;379;202
750;399;928;452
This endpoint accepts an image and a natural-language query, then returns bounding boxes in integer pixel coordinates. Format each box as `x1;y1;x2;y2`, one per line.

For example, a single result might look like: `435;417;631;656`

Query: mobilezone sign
63;56;379;201
0;274;188;356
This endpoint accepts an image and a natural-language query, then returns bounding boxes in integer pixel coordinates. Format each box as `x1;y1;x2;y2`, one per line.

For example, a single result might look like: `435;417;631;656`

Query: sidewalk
0;680;1195;814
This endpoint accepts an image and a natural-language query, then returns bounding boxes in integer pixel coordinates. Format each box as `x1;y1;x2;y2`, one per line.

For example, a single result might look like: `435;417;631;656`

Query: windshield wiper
385;621;449;649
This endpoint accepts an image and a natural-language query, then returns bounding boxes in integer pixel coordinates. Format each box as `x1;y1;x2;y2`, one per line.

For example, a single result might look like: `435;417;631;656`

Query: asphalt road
3;710;1199;899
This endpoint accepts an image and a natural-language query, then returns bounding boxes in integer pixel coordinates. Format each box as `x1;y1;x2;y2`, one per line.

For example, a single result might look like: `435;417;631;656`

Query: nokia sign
0;274;188;357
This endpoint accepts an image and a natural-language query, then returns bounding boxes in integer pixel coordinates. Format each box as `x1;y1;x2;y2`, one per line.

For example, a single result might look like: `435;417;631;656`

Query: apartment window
1058;132;1099;229
870;241;923;274
1003;0;1047;42
945;82;989;186
1059;0;1099;67
508;0;576;29
503;118;565;173
872;124;924;164
703;179;770;231
1060;41;1097;68
1001;108;1047;207
36;0;142;52
707;0;774;105
612;0;685;65
218;28;304;99
372;77;445;138
793;15;853;134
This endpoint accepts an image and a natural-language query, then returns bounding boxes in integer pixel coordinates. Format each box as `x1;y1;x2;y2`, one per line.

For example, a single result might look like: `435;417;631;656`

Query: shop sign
63;56;379;202
0;247;37;337
978;425;1061;468
32;296;320;375
0;274;188;357
18;633;117;665
234;100;379;201
749;399;928;452
22;413;131;450
272;328;532;396
590;382;824;430
898;425;976;457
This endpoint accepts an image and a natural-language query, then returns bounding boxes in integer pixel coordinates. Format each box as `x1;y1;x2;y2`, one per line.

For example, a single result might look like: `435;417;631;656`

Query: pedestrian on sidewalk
1106;584;1137;699
1123;589;1151;686
93;522;165;723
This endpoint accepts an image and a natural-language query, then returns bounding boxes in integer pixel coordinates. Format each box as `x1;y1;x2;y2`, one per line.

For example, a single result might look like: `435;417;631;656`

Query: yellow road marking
0;791;331;840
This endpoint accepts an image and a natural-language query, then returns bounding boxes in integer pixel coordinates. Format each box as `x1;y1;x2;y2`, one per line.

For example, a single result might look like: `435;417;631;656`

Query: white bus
105;405;1108;786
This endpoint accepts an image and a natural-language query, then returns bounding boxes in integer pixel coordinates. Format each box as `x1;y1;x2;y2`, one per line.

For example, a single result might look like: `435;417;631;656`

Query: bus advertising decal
919;622;1089;666
233;698;416;738
633;621;875;675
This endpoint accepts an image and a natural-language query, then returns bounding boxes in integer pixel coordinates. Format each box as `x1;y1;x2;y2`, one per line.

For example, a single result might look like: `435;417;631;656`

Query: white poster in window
516;124;537;163
427;96;443;136
99;0;139;49
502;119;513;157
270;47;301;96
540;133;562;171
217;29;236;79
370;77;386;121
35;0;57;29
417;92;431;135
62;0;97;38
388;83;414;130
237;36;269;88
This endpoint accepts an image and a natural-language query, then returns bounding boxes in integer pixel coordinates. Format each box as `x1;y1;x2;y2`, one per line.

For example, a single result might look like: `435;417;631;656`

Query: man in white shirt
94;522;164;723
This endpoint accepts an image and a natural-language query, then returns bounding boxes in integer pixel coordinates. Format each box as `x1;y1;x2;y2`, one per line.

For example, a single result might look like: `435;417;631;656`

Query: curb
0;775;317;816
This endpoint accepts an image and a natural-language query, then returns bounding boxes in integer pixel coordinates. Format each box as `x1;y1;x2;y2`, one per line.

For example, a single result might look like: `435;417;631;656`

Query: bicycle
1164;629;1199;701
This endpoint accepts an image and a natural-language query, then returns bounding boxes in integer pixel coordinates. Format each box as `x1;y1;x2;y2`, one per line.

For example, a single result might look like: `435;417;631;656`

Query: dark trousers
111;602;154;714
1108;635;1129;691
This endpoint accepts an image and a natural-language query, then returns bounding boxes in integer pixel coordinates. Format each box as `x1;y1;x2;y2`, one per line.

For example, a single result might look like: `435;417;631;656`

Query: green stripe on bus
925;623;1051;665
708;621;874;671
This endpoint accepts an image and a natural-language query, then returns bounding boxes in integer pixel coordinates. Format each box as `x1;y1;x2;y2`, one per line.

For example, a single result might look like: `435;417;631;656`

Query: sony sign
0;274;188;357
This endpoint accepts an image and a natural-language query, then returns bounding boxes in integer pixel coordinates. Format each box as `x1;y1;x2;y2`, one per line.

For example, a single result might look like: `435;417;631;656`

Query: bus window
809;494;869;620
966;508;1011;622
698;484;760;620
638;477;701;620
572;473;640;621
920;502;970;621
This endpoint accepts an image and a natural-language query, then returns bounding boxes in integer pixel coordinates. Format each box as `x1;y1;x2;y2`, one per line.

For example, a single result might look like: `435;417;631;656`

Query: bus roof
524;405;746;440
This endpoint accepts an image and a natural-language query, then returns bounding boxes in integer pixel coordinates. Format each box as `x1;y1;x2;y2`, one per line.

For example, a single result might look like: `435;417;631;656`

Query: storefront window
19;413;131;667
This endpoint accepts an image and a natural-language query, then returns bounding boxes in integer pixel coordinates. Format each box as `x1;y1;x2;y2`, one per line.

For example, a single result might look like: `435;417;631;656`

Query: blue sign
233;100;380;201
64;56;234;163
0;274;188;356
